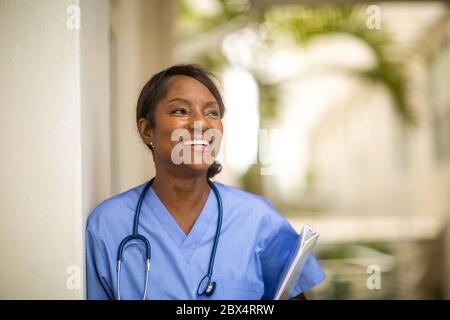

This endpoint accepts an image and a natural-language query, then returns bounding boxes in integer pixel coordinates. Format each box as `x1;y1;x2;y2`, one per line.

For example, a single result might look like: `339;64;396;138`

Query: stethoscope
116;177;223;300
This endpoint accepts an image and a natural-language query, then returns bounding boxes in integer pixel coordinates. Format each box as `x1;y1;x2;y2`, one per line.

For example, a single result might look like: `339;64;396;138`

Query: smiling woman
85;64;326;300
136;65;225;181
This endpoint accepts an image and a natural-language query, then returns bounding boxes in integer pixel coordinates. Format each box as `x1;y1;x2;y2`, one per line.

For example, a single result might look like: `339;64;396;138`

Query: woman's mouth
183;139;210;152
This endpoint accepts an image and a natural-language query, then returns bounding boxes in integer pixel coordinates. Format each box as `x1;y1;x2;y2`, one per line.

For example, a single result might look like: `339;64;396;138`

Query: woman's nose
188;111;210;131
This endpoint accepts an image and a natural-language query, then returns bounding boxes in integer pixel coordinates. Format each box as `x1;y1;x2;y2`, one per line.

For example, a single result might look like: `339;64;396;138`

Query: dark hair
136;64;225;179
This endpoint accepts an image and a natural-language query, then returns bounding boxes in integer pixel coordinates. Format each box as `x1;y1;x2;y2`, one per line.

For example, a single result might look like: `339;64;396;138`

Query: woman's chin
181;162;213;174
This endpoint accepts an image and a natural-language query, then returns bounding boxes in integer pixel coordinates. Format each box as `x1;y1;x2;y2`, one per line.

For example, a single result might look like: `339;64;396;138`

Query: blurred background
1;0;449;299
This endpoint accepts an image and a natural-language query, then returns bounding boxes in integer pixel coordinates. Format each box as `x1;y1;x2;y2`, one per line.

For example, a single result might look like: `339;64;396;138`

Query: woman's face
141;75;223;175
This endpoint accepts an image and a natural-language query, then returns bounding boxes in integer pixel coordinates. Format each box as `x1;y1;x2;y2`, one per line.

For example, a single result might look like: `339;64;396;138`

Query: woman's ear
138;117;154;146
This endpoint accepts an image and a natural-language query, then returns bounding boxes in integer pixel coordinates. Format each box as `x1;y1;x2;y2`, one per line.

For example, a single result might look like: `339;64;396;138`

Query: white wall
0;0;84;299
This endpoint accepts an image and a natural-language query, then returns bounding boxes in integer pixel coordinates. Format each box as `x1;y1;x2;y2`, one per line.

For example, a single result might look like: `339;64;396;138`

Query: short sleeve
259;209;326;299
290;253;326;297
85;224;115;300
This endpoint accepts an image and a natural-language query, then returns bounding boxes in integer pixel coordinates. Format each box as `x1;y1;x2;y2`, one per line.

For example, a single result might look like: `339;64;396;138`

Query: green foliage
195;51;227;73
177;0;251;38
263;5;417;126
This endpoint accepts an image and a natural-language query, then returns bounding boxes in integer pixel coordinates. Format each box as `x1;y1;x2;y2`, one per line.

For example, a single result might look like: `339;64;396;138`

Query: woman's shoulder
214;181;297;246
86;182;146;231
214;181;269;204
213;181;286;223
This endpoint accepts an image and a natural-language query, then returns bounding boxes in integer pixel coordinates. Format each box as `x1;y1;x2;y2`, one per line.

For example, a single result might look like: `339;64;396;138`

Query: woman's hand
290;292;307;300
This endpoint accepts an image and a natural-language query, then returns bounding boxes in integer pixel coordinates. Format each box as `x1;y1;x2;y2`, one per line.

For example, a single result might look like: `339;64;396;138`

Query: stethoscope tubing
116;177;222;300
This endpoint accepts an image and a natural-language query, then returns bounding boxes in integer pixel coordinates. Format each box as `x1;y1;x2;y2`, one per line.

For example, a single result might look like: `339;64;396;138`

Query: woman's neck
151;169;211;235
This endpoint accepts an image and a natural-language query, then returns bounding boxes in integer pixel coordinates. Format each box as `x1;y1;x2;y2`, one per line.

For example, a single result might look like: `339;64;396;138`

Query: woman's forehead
164;75;217;102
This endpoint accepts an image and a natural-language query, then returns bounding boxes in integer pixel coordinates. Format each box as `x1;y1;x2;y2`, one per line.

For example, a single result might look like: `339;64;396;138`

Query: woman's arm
86;228;114;300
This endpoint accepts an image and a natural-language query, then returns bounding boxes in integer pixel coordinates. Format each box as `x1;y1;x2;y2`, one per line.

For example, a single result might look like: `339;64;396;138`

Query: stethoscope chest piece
197;274;216;297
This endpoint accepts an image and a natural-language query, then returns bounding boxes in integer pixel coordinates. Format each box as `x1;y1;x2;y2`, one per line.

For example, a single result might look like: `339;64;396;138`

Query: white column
0;0;85;299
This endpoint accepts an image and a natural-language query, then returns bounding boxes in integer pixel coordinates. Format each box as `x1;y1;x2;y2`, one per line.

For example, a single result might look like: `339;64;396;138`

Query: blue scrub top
86;181;325;300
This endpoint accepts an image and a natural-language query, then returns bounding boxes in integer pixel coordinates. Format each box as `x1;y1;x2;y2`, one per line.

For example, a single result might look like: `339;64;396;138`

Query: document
274;224;320;300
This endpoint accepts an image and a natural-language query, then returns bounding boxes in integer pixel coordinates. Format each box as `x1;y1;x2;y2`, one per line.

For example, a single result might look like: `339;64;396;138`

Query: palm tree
262;5;416;126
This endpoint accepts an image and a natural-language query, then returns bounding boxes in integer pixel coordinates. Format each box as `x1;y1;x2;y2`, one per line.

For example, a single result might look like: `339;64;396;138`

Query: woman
86;64;325;300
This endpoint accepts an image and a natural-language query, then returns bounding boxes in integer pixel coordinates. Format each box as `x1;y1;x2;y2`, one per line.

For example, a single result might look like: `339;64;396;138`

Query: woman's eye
172;108;187;115
206;111;219;117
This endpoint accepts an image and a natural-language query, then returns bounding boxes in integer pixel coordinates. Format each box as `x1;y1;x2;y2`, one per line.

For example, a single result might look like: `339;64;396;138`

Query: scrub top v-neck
148;186;215;264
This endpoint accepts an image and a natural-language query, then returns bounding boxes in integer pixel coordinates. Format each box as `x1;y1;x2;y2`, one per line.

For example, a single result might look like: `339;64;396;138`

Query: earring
149;141;154;149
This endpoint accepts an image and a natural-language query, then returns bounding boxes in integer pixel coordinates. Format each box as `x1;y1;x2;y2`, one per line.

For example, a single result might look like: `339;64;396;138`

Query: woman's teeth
183;140;210;146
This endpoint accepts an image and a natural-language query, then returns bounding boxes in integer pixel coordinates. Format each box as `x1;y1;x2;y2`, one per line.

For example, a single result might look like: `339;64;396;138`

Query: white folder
274;224;320;300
